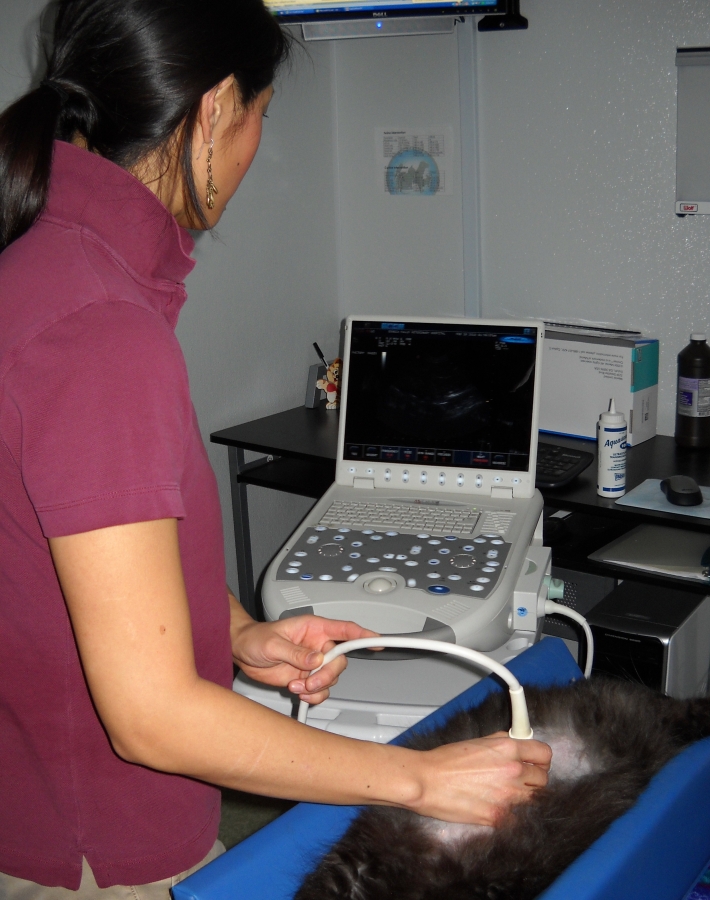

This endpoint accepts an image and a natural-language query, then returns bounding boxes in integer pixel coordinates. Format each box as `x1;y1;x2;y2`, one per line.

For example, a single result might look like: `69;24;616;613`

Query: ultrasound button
362;529;374;535
342;565;353;571
300;574;314;580
487;561;500;567
306;536;319;545
396;554;408;560
287;561;301;567
383;553;395;559
427;559;440;566
427;573;441;579
347;574;358;582
338;527;351;533
470;584;485;592
482;534;498;538
351;541;363;547
285;568;299;574
410;546;422;555
385;531;399;537
445;535;457;541
367;557;380;564
482;567;496;573
407;578;417;587
294;551;307;557
349;552;361;558
438;548;451;555
318;574;333;581
315;526;327;531
476;577;491;584
492;539;504;545
417;533;430;539
486;550;499;559
333;535;345;542
379;566;396;572
451;554;475;569
404;560;419;567
370;535;383;541
474;538;486;544
462;545;475;552
427;585;450;594
318;544;342;557
427;539;441;545
447;575;462;581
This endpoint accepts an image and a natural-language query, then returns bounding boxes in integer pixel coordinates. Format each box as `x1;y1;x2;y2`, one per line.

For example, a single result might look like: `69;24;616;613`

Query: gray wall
3;0;710;594
476;0;710;436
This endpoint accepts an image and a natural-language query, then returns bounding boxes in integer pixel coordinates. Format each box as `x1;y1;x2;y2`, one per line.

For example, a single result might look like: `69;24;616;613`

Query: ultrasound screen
343;321;538;472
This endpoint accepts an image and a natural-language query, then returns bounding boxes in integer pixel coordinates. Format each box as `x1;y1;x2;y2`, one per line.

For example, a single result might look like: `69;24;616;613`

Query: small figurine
316;358;341;410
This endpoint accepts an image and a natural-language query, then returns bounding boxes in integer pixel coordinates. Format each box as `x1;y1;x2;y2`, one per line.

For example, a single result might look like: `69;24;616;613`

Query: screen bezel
266;1;506;24
336;315;544;500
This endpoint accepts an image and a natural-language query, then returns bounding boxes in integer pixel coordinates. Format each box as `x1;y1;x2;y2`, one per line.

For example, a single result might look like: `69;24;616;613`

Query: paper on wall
376;127;453;196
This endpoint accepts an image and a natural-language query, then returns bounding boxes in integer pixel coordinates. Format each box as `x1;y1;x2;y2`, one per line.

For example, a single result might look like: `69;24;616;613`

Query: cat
295;677;710;900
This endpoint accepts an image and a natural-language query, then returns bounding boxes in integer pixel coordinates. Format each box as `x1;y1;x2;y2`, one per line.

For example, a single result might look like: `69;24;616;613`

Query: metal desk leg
227;446;257;619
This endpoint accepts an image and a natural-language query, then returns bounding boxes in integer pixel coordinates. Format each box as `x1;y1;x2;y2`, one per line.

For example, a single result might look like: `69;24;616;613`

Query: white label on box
540;339;633;441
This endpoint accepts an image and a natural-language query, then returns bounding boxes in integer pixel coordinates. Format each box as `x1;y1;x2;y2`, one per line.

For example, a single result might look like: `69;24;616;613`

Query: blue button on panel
427;584;451;594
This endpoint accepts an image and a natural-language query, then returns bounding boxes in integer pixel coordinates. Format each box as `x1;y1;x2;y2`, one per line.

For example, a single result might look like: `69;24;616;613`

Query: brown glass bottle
675;333;710;448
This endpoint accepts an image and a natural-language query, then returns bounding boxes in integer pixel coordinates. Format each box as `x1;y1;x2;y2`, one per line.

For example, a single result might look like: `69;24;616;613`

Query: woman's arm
49;518;551;825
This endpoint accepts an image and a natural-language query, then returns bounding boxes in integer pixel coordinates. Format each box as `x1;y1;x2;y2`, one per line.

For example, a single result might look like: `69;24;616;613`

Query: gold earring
206;139;218;210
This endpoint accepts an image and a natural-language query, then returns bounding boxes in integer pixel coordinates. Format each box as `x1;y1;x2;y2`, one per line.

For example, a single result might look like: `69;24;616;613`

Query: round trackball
364;576;397;595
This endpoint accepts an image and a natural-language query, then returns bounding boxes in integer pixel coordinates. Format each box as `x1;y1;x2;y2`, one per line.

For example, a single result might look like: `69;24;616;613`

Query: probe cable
296;637;534;740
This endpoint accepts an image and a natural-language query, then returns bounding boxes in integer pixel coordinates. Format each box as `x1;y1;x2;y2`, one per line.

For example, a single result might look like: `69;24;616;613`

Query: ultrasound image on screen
343;322;537;471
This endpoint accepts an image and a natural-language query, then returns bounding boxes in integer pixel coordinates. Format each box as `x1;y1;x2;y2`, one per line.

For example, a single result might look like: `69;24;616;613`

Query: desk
211;405;710;617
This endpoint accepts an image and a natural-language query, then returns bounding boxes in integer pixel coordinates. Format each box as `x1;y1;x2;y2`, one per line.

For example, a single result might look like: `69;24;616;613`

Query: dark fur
296;678;710;900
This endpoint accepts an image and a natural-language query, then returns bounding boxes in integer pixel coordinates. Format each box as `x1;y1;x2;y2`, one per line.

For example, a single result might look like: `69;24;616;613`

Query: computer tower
587;581;710;698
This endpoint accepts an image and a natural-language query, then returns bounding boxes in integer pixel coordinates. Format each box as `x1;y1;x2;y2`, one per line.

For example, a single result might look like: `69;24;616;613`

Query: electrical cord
544;601;594;678
296;637;534;740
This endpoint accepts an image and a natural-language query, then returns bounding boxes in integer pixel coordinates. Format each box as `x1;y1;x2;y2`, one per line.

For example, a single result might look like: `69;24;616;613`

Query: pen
313;342;329;368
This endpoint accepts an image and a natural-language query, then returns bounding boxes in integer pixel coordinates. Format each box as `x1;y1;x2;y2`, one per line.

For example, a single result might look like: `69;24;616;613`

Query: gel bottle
675;333;710;449
597;399;627;498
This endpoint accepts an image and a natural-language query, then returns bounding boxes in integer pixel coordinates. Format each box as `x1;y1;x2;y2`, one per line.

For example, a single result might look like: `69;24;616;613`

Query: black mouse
660;475;703;506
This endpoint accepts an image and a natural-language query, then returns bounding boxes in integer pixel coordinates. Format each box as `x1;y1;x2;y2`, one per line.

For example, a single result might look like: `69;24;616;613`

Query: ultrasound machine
234;316;589;740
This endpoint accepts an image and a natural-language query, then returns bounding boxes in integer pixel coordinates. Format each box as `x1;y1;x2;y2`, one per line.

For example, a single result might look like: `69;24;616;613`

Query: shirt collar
44;141;196;288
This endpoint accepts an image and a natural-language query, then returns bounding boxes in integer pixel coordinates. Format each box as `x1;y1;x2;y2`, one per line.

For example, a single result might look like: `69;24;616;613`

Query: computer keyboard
536;441;594;489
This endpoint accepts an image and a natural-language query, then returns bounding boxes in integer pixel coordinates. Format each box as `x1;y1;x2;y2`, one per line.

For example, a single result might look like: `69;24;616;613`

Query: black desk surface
212;406;710;528
212;404;340;462
211;407;710;598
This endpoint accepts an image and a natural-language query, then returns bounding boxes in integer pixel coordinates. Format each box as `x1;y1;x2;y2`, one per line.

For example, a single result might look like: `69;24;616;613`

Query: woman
0;1;552;895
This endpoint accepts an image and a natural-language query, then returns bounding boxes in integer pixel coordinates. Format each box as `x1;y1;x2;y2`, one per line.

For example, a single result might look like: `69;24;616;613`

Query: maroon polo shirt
0;141;232;888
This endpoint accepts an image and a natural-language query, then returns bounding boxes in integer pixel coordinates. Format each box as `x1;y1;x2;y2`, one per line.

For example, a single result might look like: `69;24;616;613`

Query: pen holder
304;364;326;408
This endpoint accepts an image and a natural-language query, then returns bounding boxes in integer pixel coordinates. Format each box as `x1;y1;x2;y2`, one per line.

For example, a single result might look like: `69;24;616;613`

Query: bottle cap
600;398;626;425
691;333;707;341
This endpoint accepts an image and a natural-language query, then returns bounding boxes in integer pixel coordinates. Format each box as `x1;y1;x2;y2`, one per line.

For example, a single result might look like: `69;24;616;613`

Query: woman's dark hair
0;0;290;250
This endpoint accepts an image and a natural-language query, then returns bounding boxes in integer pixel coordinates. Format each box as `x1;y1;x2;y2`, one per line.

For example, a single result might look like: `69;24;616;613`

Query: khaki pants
0;841;225;900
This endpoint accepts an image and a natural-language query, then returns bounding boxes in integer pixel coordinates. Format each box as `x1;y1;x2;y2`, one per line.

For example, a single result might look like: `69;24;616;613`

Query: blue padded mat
173;638;710;900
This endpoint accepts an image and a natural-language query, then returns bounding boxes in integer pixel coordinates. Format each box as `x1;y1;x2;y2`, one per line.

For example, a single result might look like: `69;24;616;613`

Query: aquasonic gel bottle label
677;376;710;418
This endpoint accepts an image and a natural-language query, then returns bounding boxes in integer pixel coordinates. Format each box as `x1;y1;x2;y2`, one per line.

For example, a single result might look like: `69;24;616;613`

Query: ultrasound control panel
274;527;510;602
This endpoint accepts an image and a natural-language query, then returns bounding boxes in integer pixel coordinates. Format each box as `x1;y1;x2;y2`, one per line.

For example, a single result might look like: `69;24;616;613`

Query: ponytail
0;84;63;252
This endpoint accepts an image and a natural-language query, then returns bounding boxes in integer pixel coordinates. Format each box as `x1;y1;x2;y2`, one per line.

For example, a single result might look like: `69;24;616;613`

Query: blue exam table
173;638;710;900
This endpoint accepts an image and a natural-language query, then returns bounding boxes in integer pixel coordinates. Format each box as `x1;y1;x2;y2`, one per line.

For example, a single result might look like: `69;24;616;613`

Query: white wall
476;0;710;435
331;35;466;318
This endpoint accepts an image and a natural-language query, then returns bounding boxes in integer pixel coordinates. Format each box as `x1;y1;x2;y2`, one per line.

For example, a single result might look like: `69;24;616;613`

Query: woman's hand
410;732;552;825
229;593;378;704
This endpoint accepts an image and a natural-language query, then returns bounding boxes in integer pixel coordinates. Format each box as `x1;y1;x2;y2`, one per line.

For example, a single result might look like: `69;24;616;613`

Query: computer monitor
266;0;505;39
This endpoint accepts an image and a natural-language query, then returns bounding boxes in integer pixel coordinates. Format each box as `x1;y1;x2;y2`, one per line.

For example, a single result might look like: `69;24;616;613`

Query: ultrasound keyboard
318;499;481;537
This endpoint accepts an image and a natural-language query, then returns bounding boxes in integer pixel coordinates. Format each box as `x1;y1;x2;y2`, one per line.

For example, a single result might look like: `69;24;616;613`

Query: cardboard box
539;329;659;446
